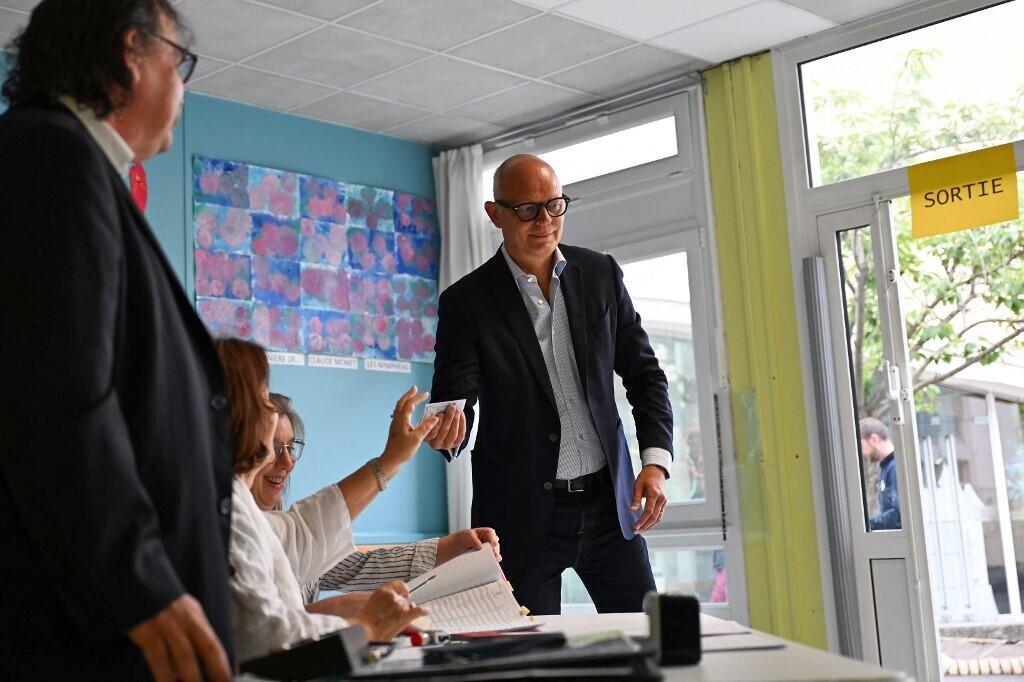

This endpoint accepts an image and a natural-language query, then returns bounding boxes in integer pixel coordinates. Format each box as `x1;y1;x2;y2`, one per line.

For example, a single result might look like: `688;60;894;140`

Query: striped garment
302;538;438;603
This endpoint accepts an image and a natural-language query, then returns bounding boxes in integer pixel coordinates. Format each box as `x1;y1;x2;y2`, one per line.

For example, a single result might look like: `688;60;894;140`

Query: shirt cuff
641;447;672;479
411;538;439;577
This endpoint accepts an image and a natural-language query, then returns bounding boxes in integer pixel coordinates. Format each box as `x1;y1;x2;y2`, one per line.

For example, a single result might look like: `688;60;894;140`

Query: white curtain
432;144;491;532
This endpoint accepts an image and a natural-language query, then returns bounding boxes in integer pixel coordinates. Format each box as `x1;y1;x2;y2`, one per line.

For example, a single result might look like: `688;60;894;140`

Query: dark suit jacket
0;105;234;676
430;245;673;586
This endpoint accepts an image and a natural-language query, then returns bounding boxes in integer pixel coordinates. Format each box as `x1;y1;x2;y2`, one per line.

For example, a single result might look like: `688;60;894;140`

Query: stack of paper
407;548;534;634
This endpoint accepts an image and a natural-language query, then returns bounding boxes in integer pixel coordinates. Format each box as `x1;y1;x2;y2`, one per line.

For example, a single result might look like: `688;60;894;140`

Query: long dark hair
215;338;275;475
1;0;186;116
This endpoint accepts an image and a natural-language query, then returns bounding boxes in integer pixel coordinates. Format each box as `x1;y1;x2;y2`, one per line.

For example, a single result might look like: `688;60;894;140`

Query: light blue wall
2;57;448;541
171;95;446;544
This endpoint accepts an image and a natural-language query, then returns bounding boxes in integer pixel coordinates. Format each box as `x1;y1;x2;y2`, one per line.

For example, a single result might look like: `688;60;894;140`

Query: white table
535;613;906;682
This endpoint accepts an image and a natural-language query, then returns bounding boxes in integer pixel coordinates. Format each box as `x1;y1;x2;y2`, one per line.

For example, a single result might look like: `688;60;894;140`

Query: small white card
423;399;466;419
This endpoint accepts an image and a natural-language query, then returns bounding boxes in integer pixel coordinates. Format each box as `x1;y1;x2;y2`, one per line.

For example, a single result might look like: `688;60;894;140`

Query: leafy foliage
817;49;1024;417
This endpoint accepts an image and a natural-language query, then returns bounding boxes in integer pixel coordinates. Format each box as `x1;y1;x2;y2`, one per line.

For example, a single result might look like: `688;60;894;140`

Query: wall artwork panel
192;155;439;362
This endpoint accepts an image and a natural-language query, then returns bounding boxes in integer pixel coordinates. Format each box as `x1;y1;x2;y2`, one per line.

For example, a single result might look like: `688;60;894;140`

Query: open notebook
406;548;536;635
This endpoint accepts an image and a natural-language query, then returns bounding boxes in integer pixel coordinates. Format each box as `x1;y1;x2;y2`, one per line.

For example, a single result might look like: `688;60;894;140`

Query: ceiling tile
779;0;914;24
450;82;597;128
188;66;333;111
255;0;377;21
450;14;633;78
190;54;232;82
176;0;321;62
557;0;755;40
652;0;835;63
0;7;27;47
354;56;526;109
246;26;429;88
514;0;571;8
340;0;538;52
292;92;429;131
384;115;504;146
547;44;700;96
0;1;37;11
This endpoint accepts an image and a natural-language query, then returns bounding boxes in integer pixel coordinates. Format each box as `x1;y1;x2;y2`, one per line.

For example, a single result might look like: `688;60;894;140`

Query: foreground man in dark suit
428;154;674;614
0;2;232;679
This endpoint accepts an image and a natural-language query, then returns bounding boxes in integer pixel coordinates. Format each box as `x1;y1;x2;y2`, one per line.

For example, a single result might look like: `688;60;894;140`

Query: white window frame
772;0;1024;669
483;87;747;624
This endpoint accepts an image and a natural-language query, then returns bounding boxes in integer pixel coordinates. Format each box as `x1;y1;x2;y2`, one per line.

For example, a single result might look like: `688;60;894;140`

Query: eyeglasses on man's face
147;32;198;84
494;195;571;222
272;438;304;462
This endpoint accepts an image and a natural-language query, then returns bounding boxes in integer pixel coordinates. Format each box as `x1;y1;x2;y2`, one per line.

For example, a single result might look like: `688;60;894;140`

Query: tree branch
913;325;1024;392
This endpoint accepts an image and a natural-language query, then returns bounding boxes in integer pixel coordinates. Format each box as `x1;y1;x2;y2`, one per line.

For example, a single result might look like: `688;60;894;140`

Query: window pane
997;398;1024;610
837;226;902;531
918;389;1010;617
616;252;704;503
560;547;727;610
539;117;677;186
800;1;1024;187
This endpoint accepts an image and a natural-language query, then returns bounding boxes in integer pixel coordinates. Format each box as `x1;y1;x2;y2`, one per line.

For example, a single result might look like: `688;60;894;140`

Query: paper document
700;615;751;637
407;548;534;634
701;632;784;652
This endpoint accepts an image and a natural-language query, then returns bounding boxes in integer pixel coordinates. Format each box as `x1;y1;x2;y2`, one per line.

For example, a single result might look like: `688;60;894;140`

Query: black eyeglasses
148;32;199;84
494;195;571;222
273;438;305;462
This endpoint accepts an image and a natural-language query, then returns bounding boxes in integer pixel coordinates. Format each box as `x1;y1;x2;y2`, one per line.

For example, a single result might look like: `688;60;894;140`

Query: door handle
885;361;905;425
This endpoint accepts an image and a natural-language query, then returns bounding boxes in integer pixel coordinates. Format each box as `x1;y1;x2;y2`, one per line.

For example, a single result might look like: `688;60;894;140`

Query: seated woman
260;393;500;609
216;338;428;662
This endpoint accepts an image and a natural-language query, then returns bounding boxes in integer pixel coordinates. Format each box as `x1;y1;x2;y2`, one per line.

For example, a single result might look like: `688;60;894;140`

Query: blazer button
543;482;553;491
219;497;231;516
548;433;559;442
210;393;228;411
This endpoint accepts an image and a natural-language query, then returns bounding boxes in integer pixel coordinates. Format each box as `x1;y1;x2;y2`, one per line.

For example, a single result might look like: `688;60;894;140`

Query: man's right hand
424;405;466;451
128;594;230;682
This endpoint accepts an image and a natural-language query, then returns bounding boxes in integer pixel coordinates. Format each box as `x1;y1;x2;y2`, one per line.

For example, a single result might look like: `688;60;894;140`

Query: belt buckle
567;477;585;493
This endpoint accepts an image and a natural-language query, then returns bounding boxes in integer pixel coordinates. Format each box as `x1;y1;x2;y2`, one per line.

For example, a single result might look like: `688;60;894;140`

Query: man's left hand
631;465;668;533
436;527;501;566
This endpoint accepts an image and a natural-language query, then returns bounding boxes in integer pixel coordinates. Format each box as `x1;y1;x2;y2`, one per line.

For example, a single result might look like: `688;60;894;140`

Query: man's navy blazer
0;105;234;676
431;245;673;585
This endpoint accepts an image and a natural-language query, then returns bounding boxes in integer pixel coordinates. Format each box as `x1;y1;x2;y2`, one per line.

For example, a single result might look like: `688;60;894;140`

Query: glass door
817;202;940;681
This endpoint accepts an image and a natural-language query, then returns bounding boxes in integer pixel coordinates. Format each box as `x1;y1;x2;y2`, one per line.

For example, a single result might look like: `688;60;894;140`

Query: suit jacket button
219;497;231;516
543;482;553;491
548;433;559;442
210;393;228;411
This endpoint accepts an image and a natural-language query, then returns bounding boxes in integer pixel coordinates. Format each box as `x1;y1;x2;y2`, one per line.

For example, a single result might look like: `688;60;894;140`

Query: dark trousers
515;471;656;615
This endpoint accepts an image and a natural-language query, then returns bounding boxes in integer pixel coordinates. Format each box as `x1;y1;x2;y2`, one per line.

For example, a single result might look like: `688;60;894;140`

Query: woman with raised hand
215;338;431;662
257;393;500;613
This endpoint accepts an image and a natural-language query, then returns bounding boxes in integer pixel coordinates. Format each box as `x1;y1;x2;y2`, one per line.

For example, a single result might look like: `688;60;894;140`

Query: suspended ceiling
0;0;918;147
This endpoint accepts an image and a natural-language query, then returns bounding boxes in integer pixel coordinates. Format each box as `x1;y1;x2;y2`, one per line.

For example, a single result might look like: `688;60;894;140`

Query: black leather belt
552;468;610;493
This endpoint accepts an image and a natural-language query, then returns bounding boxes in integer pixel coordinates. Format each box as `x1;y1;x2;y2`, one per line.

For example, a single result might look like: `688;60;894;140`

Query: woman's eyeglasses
272;439;304;462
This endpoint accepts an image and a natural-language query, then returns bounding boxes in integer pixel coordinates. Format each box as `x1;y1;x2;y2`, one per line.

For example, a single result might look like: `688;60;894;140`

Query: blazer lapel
558;260;589;396
485;252;557;411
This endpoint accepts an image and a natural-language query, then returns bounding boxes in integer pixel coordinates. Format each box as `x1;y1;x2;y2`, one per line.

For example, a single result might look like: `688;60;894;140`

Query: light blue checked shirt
501;246;671;480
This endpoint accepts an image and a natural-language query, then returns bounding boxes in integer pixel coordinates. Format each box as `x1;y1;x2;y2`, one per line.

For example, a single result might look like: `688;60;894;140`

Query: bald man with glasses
427;154;674;615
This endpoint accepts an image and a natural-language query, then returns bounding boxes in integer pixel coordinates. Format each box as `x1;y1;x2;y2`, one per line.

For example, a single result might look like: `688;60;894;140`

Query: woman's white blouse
264;483;357;587
228;477;348;662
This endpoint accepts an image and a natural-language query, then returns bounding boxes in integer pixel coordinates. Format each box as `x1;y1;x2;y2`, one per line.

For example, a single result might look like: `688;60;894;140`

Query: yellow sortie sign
908;144;1019;239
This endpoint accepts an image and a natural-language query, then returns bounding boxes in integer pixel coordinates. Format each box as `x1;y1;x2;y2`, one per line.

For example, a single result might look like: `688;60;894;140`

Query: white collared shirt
58;96;134;177
500;245;672;479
